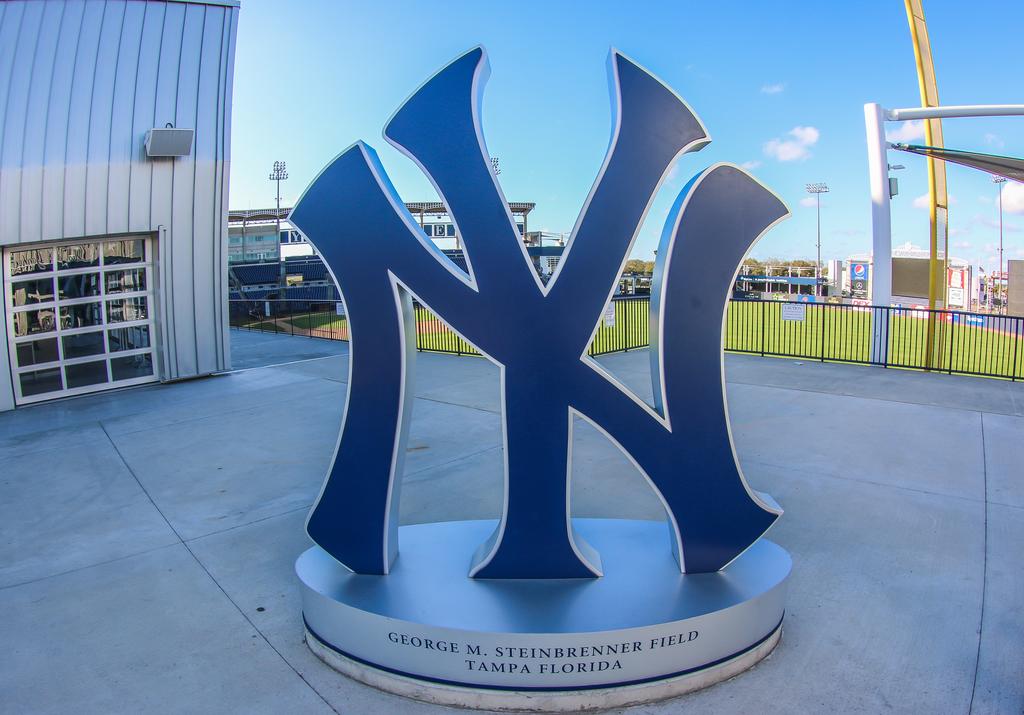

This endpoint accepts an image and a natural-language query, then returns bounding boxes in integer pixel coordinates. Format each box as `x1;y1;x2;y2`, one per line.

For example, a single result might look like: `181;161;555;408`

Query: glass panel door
4;235;158;405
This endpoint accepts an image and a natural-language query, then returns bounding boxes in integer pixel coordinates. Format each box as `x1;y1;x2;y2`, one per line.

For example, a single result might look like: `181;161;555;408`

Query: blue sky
229;0;1023;271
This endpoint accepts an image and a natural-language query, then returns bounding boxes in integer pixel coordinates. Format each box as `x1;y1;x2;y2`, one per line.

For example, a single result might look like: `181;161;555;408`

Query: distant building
228;208;308;264
1006;260;1023;316
226;202;558;291
407;201;534;251
734;265;820;299
228;202;536;264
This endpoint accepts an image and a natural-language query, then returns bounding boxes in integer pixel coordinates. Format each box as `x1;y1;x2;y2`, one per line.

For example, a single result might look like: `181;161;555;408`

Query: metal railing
229;299;350;341
229;297;1024;380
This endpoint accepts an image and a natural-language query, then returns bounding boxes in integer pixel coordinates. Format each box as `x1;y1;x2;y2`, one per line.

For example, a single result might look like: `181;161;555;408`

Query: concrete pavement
1;329;1021;714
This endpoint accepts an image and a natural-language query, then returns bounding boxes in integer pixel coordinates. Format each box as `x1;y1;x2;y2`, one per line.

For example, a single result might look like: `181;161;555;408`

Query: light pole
269;161;288;300
993;176;1007;314
806;182;829;298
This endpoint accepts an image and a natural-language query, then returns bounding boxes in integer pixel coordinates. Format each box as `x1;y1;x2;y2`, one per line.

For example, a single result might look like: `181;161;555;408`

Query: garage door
4;236;158;405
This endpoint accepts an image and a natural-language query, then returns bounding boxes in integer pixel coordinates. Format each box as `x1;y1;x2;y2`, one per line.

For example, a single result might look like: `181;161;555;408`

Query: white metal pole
998;180;1005;314
816;192;822;298
276;179;284;298
865;103;892;363
887;104;1024;121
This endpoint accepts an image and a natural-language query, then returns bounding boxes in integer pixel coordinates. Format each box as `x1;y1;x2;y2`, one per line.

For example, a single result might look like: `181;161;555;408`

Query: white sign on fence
947;287;964;308
603;303;616;327
336;303;345;317
781;303;806;322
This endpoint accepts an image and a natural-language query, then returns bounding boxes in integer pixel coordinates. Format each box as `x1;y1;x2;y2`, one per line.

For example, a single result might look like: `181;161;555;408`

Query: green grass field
724;301;1024;378
232;299;1024;380
242;312;350;339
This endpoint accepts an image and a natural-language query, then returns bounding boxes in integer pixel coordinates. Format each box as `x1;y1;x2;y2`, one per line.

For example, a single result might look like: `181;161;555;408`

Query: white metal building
0;0;239;410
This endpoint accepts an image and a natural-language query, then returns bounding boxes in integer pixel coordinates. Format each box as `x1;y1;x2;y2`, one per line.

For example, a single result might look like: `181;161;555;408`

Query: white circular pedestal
297;518;790;712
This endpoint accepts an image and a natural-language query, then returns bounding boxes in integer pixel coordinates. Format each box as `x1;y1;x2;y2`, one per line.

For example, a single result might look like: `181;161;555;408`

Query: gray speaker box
145;128;194;158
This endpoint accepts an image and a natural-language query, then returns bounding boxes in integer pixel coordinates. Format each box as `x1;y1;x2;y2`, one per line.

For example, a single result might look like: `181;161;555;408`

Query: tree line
622;257;822;276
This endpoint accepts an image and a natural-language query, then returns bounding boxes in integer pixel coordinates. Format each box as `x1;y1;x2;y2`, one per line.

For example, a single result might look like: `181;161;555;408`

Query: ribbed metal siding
0;0;238;408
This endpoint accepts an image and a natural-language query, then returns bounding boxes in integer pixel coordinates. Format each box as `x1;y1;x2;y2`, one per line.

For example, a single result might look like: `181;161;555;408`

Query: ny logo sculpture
290;48;788;580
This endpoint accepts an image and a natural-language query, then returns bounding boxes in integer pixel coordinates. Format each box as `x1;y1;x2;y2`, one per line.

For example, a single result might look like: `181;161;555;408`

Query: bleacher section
230;258;339;310
286;257;329;281
441;250;469;274
232;263;280;285
229;247;559;309
231;254;472;305
283;285;336;301
239;288;274;300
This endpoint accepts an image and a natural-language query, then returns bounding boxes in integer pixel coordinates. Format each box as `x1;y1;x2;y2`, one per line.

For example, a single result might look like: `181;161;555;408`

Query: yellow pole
905;0;948;368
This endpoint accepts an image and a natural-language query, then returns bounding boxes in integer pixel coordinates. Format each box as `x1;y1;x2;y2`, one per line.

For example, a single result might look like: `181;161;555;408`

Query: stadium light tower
806;182;829;297
993;175;1007;314
269;161;289;297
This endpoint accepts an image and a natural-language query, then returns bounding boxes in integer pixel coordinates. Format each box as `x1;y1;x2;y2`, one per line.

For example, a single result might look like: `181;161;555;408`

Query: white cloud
953;240;972;250
760;83;785;95
763;126;819;162
741;160;762;170
974;214;1020;233
831;228;864;237
885;120;925;143
789;126;819;145
984;132;1005;149
799;196;818;207
1001;181;1024;214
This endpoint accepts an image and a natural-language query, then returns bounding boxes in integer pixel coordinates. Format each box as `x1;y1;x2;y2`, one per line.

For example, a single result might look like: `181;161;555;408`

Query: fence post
760;301;766;357
819;304;825;362
883;307;890;367
1013;317;1021;382
947;313;954;375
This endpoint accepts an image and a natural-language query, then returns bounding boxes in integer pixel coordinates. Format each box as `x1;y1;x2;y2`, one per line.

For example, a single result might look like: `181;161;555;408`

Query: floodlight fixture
269;161;289;182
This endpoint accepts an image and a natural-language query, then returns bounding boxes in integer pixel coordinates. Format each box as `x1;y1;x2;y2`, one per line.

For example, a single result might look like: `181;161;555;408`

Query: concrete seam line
401;444;504;481
743;456;987;506
184;503;313;544
0;541;180;593
412;393;502;415
226;353;347;373
98;423;342;715
968;412;990;715
726;377;1017;419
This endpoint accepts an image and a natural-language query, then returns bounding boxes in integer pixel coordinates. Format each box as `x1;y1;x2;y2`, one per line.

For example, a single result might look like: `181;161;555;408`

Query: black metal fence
229;297;1024;380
